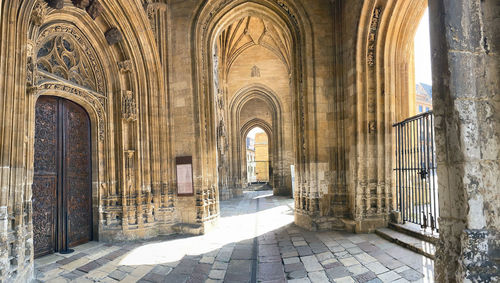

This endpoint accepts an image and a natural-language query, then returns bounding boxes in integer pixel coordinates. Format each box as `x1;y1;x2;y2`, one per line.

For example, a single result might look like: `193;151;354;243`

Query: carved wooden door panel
63;100;92;247
33;97;58;258
33;96;92;258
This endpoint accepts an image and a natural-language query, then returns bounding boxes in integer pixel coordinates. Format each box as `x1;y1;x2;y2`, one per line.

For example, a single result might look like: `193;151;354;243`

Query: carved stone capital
27;85;39;96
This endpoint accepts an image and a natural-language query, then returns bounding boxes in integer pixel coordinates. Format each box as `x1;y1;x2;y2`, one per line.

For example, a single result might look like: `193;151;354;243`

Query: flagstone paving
34;191;434;282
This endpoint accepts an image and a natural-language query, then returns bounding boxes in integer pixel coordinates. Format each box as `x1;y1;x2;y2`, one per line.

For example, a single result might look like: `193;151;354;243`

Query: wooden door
33;96;92;258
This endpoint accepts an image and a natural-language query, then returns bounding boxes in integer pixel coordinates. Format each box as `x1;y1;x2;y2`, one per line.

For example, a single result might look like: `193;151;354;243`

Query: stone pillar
429;0;499;281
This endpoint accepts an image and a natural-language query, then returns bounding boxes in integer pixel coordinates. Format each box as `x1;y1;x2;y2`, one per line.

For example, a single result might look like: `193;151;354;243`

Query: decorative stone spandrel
47;0;64;9
105;27;123;45
86;0;103;20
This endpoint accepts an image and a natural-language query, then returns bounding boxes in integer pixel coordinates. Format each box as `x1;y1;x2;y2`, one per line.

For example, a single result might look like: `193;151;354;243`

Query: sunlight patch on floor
120;192;294;266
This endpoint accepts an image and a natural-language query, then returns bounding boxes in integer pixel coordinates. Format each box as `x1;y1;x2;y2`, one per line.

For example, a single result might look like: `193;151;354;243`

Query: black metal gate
394;111;438;232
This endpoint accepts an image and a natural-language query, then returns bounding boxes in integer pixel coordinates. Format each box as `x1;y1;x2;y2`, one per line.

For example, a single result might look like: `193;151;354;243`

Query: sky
414;8;432;85
247;127;265;140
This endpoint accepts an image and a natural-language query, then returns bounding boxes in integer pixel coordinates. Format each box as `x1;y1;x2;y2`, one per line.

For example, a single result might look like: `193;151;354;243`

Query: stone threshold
375;227;436;260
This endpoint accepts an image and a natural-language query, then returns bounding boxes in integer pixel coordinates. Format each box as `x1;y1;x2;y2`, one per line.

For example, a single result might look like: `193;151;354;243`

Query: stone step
375;227;436;259
388;222;439;245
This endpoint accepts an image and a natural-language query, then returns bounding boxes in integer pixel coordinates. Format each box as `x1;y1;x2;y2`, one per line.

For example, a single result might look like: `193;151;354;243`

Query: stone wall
429;0;499;281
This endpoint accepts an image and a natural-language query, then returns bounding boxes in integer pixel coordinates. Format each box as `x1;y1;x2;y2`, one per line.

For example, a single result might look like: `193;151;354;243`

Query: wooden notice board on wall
176;156;194;196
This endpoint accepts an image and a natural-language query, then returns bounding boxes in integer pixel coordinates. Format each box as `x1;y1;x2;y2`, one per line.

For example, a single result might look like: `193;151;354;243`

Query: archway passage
33;96;92;258
245;127;270;185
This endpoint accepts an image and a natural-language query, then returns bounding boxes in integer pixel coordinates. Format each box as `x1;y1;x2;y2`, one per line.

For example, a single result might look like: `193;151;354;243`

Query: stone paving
34;191;434;282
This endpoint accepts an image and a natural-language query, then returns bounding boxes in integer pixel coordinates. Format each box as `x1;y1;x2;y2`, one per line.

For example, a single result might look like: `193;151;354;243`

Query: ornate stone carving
251;65;261;78
27;86;39;96
31;0;47;26
27;57;35;87
118;60;133;73
37;24;106;94
121;90;137;121
47;0;64;9
272;0;298;25
105;28;123;45
71;0;90;9
124;150;135;194
37;35;98;91
38;82;106;140
367;7;382;67
368;121;377;133
86;0;103;20
217;16;292;76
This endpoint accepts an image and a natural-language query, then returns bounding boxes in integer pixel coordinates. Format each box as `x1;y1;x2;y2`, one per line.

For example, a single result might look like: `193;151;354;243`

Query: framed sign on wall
176;156;194;196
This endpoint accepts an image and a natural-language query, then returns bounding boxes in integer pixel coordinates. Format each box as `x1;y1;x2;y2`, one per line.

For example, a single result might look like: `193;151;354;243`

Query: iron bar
393;111;438;230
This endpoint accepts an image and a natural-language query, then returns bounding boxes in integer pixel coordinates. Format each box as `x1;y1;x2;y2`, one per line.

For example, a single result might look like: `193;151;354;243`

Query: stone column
429;0;499;281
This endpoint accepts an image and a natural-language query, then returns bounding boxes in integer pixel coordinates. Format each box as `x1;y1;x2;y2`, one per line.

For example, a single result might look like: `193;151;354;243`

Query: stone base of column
200;217;219;234
294;211;346;231
352;217;388;233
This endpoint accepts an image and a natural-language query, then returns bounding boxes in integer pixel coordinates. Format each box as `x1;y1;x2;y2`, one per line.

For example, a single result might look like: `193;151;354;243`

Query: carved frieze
121;90;137;122
367;7;382;67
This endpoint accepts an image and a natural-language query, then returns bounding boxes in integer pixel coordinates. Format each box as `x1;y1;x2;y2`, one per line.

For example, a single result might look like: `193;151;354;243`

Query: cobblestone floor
34;191;434;282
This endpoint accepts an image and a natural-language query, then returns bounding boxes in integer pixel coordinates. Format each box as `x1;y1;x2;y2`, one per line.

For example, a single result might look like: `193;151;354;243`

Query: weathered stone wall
429;0;499;281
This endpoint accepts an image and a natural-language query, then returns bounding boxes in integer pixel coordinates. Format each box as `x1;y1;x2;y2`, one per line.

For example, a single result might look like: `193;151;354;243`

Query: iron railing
394;111;439;232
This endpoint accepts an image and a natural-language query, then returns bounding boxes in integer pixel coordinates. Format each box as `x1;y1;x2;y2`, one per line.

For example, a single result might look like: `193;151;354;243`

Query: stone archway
0;1;172;281
239;119;273;190
347;0;429;233
191;0;316;215
228;84;289;198
350;0;499;281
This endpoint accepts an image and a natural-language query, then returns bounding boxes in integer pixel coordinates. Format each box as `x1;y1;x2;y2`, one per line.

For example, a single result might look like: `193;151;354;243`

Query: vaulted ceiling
217;16;292;79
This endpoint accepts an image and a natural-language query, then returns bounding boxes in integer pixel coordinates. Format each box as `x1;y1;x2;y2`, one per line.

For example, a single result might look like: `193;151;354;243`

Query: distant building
246;137;256;183
416;82;432;113
255;133;269;182
246;136;255;150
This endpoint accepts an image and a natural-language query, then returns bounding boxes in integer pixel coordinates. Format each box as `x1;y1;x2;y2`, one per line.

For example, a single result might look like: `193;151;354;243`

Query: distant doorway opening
245;127;269;184
414;8;433;115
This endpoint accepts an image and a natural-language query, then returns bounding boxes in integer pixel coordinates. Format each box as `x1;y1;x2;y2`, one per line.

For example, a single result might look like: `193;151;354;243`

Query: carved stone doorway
33;96;92;258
